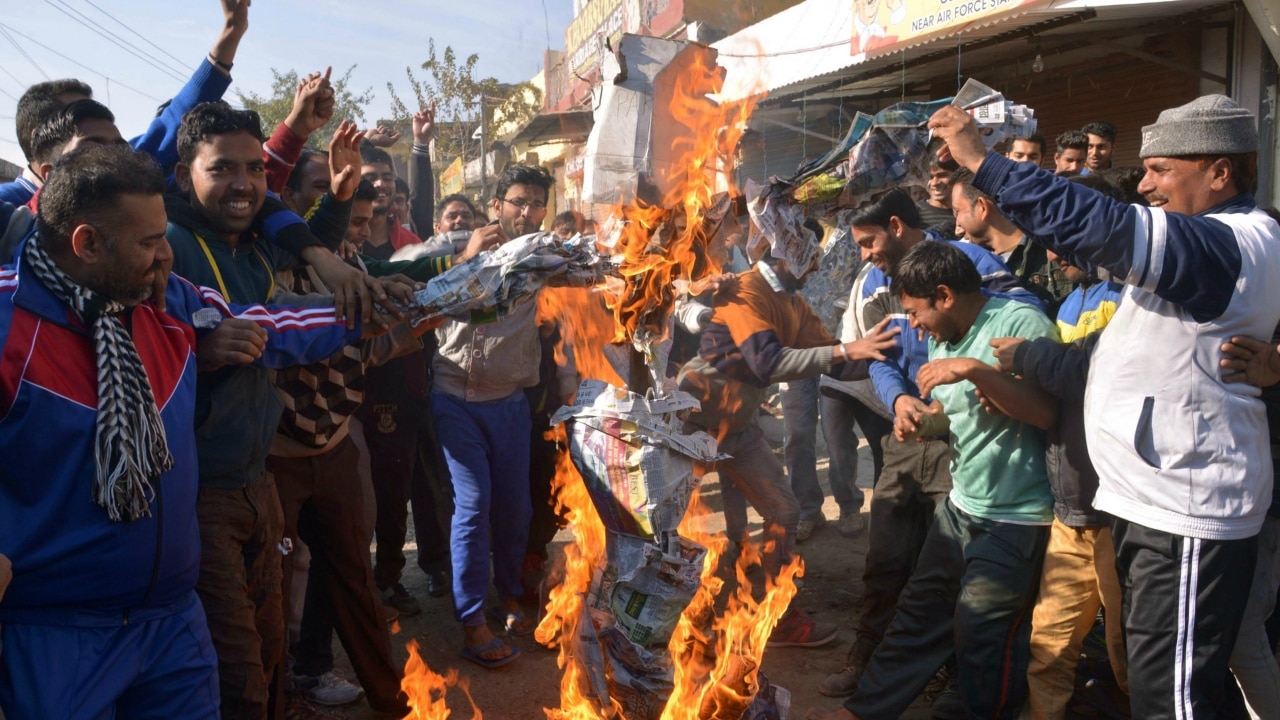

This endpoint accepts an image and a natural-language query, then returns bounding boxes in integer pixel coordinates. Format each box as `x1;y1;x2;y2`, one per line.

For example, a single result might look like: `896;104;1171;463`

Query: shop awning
507;110;595;147
713;0;1235;103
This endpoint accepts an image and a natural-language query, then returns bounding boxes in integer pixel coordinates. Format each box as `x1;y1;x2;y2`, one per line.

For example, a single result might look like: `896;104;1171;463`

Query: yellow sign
566;0;625;75
440;157;464;196
852;0;1044;56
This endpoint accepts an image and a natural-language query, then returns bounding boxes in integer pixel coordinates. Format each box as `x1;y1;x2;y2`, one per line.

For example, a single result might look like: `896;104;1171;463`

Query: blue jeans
780;378;824;521
431;391;532;626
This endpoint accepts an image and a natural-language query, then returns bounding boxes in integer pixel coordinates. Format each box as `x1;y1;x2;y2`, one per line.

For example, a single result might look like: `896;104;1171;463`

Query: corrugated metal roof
713;0;1233;102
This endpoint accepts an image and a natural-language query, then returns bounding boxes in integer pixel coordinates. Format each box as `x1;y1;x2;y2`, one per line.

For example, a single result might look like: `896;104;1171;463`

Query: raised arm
409;104;437;235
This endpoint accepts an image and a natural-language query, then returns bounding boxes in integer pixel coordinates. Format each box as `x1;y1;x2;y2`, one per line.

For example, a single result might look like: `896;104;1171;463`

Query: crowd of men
0;2;1278;720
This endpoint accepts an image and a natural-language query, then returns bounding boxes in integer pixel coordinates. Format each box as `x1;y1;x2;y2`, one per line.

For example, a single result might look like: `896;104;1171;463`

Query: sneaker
795;514;828;543
381;583;421;617
836;510;865;538
426;570;450;598
293;670;364;707
818;650;870;697
768;608;838;648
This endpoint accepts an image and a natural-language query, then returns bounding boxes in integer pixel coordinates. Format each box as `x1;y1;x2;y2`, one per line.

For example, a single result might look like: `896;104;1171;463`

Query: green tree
237;66;375;150
383;39;542;174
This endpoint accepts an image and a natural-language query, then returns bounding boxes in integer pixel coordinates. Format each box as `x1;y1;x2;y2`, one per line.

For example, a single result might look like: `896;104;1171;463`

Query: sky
0;0;577;168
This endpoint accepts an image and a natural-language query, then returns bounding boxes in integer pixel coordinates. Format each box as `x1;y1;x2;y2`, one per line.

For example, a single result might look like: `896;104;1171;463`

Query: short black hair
286;150;328;191
177;101;264;165
891;240;982;299
30;99;116;166
352;179;378;203
1081;121;1117;143
552;210;580;231
493;164;553;203
846;188;922;230
36;144;164;254
1056;130;1089;153
437;193;478;221
15;79;94;161
1067;173;1123;200
394;178;410;197
1095;166;1146;204
1011;132;1046;157
949;167;987;204
359;144;394;171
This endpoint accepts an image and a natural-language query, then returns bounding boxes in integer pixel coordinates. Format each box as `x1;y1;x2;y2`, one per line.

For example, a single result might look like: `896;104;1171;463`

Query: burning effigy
389;27;1037;717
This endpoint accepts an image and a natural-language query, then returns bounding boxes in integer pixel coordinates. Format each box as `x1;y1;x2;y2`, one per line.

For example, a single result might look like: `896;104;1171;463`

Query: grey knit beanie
1140;94;1258;158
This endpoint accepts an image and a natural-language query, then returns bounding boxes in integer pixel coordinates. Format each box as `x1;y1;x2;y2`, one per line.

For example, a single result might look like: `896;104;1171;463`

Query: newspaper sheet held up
550;379;723;542
408;232;613;321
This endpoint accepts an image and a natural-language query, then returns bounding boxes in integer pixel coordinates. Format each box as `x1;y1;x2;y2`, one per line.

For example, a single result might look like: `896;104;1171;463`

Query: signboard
851;0;1043;56
567;0;626;76
440;156;464;196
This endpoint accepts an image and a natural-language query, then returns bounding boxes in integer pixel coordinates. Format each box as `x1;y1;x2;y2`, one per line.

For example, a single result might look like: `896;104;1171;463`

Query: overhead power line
0;22;164;103
82;0;192;73
44;0;188;84
0;25;51;81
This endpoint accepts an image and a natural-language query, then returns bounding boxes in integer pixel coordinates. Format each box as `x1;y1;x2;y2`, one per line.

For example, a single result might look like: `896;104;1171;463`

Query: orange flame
400;640;482;720
540;39;788;720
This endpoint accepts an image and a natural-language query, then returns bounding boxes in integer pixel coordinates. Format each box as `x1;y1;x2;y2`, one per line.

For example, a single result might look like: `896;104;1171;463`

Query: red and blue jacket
0;257;359;623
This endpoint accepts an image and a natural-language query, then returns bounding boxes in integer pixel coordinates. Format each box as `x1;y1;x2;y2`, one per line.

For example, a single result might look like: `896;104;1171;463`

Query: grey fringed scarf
24;234;173;521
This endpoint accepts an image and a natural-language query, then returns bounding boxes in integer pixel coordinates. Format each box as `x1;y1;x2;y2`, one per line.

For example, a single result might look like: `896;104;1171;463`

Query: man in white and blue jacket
928;95;1280;720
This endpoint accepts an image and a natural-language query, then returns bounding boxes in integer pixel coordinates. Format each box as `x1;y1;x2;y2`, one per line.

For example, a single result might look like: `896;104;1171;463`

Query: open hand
1221;335;1280;387
327;120;365;202
842;316;901;362
304;249;400;329
916;357;979;399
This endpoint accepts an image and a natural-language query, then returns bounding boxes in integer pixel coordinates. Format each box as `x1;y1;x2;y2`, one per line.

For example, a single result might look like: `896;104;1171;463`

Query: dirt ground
323;414;936;720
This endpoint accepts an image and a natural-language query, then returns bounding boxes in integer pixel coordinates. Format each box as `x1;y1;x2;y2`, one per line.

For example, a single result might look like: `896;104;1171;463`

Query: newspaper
551;379;723;541
588;531;707;646
953;78;1038;149
408;232;613;321
745;179;819;278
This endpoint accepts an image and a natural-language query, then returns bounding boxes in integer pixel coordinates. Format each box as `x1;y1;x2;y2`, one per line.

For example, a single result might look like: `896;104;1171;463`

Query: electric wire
81;0;192;72
0;23;164;103
43;0;187;84
0;25;51;81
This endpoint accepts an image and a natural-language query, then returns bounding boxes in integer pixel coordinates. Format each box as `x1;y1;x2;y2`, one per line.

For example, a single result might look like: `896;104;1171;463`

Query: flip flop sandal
488;606;537;637
460;637;520;669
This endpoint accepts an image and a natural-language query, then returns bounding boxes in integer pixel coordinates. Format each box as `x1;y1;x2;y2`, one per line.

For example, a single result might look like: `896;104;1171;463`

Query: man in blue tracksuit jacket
928;95;1280;720
819;188;1045;703
0;145;364;719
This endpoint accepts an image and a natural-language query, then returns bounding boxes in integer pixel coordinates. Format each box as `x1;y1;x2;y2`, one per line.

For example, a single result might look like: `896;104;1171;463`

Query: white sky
0;0;576;167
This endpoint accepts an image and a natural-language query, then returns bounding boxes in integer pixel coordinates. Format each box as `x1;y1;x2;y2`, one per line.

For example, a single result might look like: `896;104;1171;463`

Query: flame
540;39;790;720
400;640;482;720
608;48;757;351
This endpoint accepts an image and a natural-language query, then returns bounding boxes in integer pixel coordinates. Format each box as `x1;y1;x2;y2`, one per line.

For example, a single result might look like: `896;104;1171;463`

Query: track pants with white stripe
1112;517;1258;720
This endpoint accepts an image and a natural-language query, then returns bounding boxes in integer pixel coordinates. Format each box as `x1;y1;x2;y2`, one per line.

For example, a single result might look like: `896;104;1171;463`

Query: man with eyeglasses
431;164;556;668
